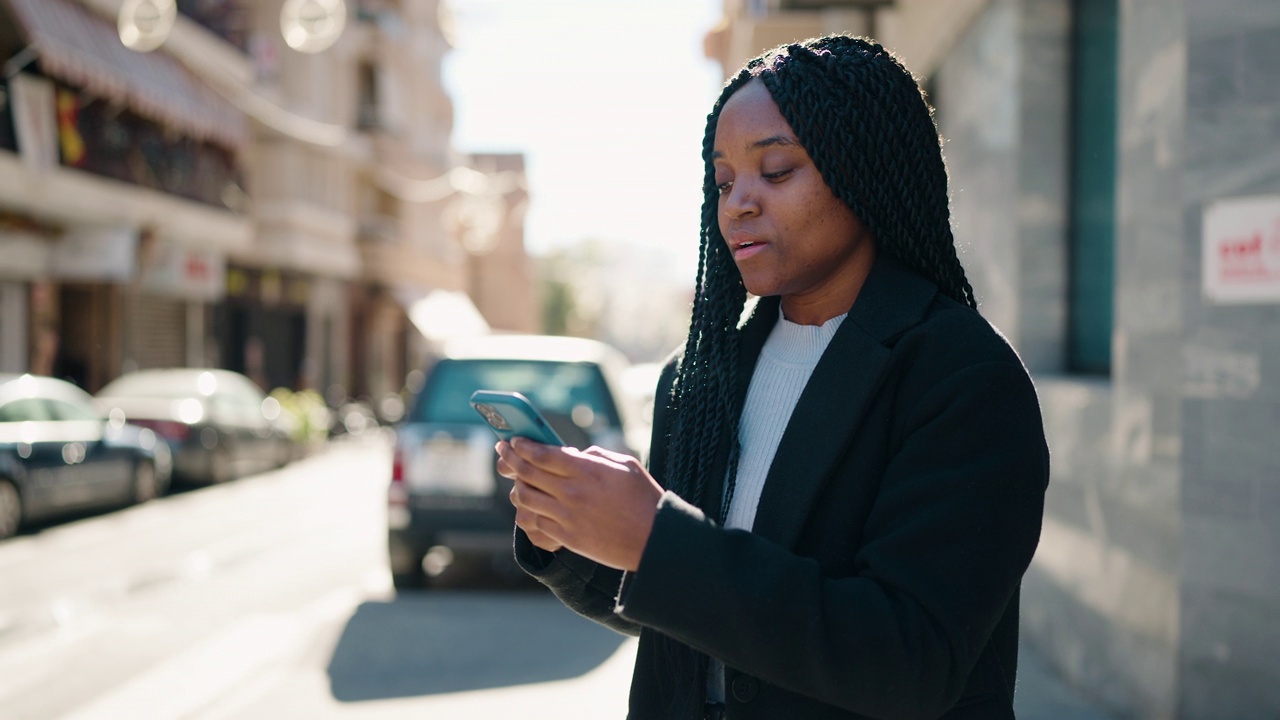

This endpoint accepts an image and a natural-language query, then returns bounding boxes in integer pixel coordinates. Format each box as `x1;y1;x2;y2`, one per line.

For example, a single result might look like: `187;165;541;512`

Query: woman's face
712;79;875;325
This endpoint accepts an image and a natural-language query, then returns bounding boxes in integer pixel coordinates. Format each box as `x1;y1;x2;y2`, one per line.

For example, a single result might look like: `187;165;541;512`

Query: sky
442;0;725;283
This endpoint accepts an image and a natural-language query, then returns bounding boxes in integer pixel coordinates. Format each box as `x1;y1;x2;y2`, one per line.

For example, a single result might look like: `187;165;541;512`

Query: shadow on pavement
326;587;628;701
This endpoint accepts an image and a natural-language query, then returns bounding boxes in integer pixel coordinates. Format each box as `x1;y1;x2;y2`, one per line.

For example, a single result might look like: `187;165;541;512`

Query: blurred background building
0;0;535;411
709;0;1279;718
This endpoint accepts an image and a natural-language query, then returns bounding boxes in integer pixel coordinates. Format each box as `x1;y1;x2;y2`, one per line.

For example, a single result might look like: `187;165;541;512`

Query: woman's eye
763;169;794;182
716;180;734;195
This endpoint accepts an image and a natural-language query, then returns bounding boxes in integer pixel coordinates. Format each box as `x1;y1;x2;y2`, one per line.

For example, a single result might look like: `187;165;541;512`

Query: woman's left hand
498;438;663;572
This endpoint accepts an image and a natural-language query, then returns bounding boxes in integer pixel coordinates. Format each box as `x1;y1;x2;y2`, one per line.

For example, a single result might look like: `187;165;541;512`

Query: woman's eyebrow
712;134;800;159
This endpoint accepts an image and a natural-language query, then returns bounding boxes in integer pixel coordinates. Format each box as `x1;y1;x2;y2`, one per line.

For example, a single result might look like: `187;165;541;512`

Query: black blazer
515;257;1050;720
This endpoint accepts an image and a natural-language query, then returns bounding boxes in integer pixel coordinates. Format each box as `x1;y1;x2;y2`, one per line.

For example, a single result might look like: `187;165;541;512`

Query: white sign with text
1203;194;1280;304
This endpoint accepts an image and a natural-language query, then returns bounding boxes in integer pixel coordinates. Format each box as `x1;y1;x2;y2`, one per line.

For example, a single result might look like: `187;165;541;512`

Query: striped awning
4;0;249;150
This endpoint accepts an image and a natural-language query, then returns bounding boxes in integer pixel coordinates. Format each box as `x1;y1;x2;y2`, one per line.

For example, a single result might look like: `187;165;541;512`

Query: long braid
663;70;753;511
652;74;752;708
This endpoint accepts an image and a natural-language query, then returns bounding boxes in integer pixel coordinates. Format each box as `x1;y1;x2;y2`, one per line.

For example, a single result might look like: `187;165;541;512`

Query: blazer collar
741;256;939;548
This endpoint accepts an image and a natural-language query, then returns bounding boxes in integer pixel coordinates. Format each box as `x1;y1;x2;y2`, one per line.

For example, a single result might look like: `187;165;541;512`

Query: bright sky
442;0;725;282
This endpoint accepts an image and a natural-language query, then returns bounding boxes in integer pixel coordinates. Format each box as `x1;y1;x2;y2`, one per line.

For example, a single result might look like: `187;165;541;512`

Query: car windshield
412;359;620;427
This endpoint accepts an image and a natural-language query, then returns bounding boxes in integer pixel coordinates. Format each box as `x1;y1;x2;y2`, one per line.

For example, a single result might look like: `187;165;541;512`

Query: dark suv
387;334;644;590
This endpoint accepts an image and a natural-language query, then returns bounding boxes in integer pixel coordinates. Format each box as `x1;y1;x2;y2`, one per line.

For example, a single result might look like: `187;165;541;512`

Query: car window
0;398;54;422
412;359;621;428
213;393;265;427
45;398;100;421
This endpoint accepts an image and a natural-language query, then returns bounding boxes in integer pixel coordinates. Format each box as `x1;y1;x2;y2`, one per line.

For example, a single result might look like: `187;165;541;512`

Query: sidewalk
1015;640;1119;720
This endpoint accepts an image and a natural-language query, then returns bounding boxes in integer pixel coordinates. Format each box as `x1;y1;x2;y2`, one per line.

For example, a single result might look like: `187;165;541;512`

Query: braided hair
663;35;977;513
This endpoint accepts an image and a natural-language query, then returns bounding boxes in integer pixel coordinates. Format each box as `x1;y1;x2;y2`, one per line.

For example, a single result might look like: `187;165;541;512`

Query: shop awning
3;0;249;149
398;288;491;343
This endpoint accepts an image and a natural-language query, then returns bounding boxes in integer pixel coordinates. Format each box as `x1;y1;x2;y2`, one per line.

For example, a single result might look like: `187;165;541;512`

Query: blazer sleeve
615;359;1049;720
513;529;640;636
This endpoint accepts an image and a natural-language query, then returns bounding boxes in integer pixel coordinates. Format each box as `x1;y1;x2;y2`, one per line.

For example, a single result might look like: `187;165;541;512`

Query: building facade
707;1;1280;718
0;0;252;389
0;0;531;412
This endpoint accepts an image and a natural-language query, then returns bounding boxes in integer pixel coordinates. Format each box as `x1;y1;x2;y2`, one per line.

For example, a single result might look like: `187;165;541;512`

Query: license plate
406;433;494;496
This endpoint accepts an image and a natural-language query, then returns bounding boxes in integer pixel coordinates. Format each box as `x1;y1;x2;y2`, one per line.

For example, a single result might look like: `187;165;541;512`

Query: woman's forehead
714;81;801;154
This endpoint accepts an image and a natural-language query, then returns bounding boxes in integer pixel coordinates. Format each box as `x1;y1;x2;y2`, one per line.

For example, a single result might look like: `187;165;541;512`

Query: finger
514;505;568;548
508;478;556;516
496;451;521;480
509;437;591;475
520;526;563;553
520;525;564;553
503;445;602;501
496;440;540;481
582;446;642;468
516;440;634;481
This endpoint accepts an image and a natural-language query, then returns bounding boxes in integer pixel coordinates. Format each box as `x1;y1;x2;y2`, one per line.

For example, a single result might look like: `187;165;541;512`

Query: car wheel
389;540;430;591
0;479;21;540
133;460;158;505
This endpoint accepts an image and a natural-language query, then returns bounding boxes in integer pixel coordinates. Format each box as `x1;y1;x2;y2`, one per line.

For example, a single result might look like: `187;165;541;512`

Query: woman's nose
721;181;759;219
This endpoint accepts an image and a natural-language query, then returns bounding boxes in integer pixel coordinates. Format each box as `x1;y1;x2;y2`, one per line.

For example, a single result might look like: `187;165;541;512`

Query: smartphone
469;390;566;446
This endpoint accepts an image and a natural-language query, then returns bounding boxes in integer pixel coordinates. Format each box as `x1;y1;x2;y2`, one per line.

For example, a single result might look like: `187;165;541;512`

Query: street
0;434;1112;720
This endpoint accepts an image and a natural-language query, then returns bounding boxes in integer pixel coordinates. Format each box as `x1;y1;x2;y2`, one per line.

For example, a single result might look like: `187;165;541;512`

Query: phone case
469;390;566;446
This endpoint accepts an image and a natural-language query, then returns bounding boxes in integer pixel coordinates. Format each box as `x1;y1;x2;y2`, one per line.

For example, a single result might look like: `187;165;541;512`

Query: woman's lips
728;231;768;261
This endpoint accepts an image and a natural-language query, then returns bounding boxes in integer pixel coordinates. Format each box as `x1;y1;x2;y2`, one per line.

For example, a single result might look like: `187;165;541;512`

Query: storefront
215;266;310;393
129;232;226;374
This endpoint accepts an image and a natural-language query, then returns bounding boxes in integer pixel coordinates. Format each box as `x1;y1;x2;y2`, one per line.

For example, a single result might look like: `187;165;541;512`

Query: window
45;399;100;421
0;81;16;153
0;398;53;422
357;62;380;131
1067;0;1118;374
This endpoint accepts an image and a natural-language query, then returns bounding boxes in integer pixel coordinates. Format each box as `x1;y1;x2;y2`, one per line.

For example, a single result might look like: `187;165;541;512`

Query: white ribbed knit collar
760;311;848;366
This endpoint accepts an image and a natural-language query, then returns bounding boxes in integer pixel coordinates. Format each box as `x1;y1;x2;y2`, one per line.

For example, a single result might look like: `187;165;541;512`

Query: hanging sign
1202;194;1280;304
140;242;225;301
52;226;137;281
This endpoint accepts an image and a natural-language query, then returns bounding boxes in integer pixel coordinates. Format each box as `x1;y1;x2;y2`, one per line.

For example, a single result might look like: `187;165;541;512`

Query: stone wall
937;0;1183;717
1177;0;1280;716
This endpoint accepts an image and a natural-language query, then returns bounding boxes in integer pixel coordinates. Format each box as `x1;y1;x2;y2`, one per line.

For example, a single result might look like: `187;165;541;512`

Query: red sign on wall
1202;195;1280;304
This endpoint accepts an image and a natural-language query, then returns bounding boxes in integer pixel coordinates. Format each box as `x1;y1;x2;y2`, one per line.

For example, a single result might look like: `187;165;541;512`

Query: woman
497;34;1049;720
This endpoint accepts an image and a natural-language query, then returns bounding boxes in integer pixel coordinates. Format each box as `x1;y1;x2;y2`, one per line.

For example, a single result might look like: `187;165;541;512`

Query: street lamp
280;0;348;54
117;0;177;52
118;0;350;55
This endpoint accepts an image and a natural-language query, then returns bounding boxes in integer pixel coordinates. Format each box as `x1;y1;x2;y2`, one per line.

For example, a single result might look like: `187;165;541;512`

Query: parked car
0;374;172;540
388;334;643;590
617;361;665;466
95;369;290;486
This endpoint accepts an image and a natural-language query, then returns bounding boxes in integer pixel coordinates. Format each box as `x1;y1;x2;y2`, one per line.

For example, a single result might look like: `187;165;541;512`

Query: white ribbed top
708;309;845;704
723;310;846;530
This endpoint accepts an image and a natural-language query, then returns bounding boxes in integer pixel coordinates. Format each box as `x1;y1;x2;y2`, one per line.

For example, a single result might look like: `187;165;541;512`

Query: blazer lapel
749;258;939;549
